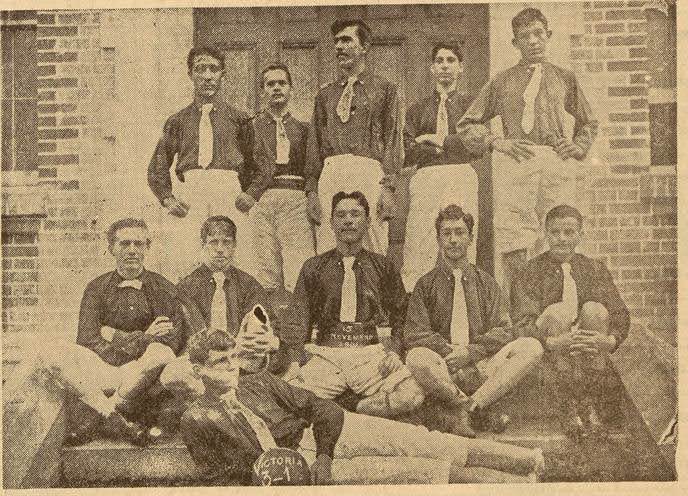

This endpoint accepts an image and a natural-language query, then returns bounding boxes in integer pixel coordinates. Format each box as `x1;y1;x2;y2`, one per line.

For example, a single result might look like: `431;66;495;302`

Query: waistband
183;168;238;179
269;175;305;191
319;322;378;348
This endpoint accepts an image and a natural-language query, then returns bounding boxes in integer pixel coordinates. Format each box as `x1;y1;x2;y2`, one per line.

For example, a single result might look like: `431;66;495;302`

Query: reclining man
282;191;424;419
404;205;543;437
36;218;184;446
511;205;630;437
160;215;280;413
180;326;546;485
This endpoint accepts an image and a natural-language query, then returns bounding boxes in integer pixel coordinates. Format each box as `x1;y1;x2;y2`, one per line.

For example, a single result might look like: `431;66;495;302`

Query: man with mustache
236;63;315;297
402;42;478;291
457;8;598;304
306;19;401;255
36;218;184;446
148;46;255;282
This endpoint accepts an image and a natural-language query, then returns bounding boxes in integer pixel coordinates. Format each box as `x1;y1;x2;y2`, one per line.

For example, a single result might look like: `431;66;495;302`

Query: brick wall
570;1;676;337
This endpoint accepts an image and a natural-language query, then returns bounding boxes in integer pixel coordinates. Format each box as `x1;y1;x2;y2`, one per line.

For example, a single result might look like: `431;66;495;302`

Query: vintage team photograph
0;0;679;489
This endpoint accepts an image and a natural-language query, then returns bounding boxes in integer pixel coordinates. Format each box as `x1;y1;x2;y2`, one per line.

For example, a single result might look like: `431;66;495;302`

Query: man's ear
546;29;553;39
511;37;518;48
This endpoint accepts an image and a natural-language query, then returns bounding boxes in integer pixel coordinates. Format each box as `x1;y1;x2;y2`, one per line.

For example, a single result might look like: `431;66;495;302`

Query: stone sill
639;165;677;201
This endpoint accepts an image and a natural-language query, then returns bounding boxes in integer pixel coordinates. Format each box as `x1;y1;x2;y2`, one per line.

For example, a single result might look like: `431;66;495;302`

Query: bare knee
405;347;444;373
537;303;573;336
579;302;609;332
511;337;544;360
142;342;176;368
388;377;425;414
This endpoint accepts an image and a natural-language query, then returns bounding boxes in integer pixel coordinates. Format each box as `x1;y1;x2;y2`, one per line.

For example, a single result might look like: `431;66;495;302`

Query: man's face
189;53;224;100
431;48;463;86
331;198;369;244
437;218;472;264
203;231;236;272
545;217;582;262
512;20;551;63
197;353;239;395
333;25;367;71
262;69;292;107
110;227;149;274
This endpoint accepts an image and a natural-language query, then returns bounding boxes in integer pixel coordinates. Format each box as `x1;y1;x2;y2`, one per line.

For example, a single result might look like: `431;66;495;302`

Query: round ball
252;447;311;486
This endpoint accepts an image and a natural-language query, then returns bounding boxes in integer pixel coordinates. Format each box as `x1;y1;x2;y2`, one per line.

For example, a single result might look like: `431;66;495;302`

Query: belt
269;175;305;191
319;322;378;348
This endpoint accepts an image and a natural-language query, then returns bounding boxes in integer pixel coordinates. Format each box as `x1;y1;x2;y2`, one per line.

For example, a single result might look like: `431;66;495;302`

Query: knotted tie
210;271;227;332
340;257;357;322
198;103;214;168
436;92;450;142
521;63;542;134
118;279;142;290
450;268;469;346
336;76;357;123
275;116;290;165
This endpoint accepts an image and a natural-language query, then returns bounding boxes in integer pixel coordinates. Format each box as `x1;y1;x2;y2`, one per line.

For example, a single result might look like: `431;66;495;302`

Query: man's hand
234;192;256;213
100;326;117;342
378;351;403;377
306;191;322;225
162;196;190;218
415;133;445;150
569;329;616;355
554;137;586;161
311;454;333;485
376;186;395;222
491;138;536;162
145;316;173;337
240;325;279;355
545;329;578;353
445;346;471;374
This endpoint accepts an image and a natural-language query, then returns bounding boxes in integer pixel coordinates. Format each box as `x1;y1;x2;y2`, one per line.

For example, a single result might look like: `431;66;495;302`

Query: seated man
180;328;545;485
282;191;424;419
160;215;279;409
36;218;184;446
404;205;543;437
511;204;630;437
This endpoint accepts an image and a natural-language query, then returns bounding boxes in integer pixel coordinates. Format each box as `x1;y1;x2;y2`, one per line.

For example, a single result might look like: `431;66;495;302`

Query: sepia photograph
1;0;680;490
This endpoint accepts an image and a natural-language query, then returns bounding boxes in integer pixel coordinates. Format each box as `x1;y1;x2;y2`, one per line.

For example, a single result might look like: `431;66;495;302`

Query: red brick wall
572;1;676;336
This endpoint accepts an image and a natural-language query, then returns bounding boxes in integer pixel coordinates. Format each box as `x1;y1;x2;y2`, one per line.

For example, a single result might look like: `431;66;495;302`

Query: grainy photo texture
1;0;678;489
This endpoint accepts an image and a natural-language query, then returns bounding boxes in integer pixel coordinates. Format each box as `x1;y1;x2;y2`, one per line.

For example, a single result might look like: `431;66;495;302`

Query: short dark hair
187;46;226;73
187;329;234;365
260;63;292;88
545;204;584;229
431;42;463;62
331;191;370;217
435;204;474;237
106;218;150;249
331;19;372;46
512;8;549;37
200;215;237;244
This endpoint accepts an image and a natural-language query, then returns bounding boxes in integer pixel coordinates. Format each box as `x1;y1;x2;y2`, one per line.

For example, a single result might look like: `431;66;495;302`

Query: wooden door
195;4;492;273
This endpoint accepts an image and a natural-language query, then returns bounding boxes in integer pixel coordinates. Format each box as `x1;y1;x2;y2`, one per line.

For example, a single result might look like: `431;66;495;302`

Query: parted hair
432;42;463;62
187;46;226;73
511;7;549;36
330;19;372;46
260;63;292;87
106;218;150;249
435;204;474;237
545;204;584;229
200;215;237;243
331;191;370;217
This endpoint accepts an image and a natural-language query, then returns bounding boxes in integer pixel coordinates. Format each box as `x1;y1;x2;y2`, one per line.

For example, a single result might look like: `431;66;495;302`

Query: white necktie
521;63;542;134
561;262;578;324
118;279;142;290
450;269;470;346
275;116;290;165
340;257;357;322
336;76;357;123
221;389;277;451
436;92;450;142
198;103;214;168
210;272;227;332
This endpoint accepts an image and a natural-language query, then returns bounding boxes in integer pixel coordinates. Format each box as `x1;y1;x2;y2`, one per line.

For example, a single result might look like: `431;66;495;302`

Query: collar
199;262;237;283
338;69;370;86
433;87;457;101
332;247;368;265
267;110;291;123
110;268;148;291
517;59;547;69
542;251;580;271
437;258;476;281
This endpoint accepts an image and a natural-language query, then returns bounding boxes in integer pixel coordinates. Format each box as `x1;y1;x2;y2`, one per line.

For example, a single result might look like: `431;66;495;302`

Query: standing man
456;8;598;301
148;46;255;282
404;205;543;438
36;218;184;446
283;191;424;419
402;43;478;291
306;19;401;255
160;215;280;407
237;64;315;295
511;205;629;437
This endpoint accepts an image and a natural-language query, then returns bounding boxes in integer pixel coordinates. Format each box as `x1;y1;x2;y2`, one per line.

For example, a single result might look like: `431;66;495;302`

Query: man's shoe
469;406;511;434
102;411;151;447
559;401;585;440
448;408;477;438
